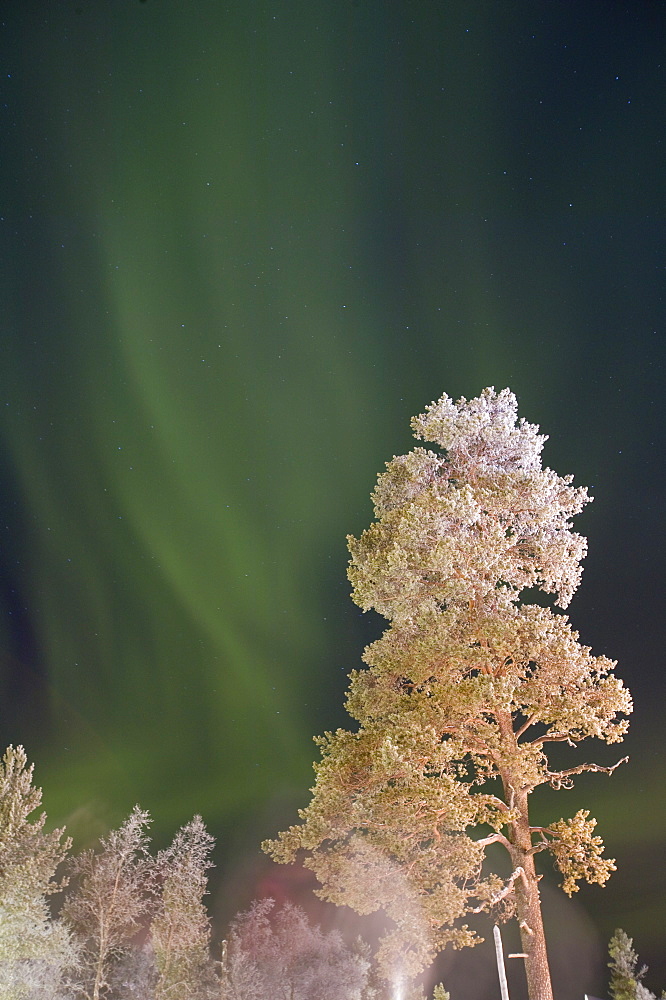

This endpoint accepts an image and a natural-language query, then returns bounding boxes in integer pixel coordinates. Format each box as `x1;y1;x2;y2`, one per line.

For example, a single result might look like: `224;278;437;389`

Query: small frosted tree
221;898;371;1000
608;929;663;1000
0;745;78;1000
148;815;216;1000
61;805;155;1000
264;388;632;1000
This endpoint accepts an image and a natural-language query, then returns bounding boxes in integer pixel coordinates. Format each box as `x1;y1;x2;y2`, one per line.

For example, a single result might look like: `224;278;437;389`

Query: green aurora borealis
2;1;665;992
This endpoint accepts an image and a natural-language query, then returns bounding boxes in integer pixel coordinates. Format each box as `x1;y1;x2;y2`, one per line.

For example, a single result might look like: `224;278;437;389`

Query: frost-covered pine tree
264;388;632;1000
61;806;154;1000
0;745;78;1000
608;929;662;1000
148;815;216;1000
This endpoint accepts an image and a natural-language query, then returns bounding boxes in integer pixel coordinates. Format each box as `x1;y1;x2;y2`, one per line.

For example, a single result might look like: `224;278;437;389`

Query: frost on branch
546;810;616;896
349;387;590;620
410;386;547;474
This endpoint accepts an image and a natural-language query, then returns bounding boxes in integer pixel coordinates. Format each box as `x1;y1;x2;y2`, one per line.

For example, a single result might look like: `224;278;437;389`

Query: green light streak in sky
3;5;665;979
2;2;412;838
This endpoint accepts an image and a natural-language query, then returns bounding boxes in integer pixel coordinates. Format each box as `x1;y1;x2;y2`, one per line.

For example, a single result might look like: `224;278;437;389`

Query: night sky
1;1;664;995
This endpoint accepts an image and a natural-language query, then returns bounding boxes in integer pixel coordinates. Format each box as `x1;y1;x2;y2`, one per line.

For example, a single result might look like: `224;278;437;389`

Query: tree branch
545;756;629;790
525;731;577;748
471;866;524;912
474;831;512;851
482;794;511;814
514;713;536;740
526;828;552;856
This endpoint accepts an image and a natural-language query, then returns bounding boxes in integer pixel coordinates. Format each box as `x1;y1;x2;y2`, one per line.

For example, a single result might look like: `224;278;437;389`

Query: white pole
493;924;510;1000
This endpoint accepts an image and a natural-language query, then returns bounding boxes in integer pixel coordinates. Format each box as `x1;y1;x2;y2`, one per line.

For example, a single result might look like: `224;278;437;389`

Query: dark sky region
1;0;664;995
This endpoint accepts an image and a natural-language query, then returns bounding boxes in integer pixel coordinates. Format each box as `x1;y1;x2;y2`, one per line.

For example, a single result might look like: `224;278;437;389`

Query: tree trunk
505;787;554;1000
92;923;106;1000
512;851;553;1000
